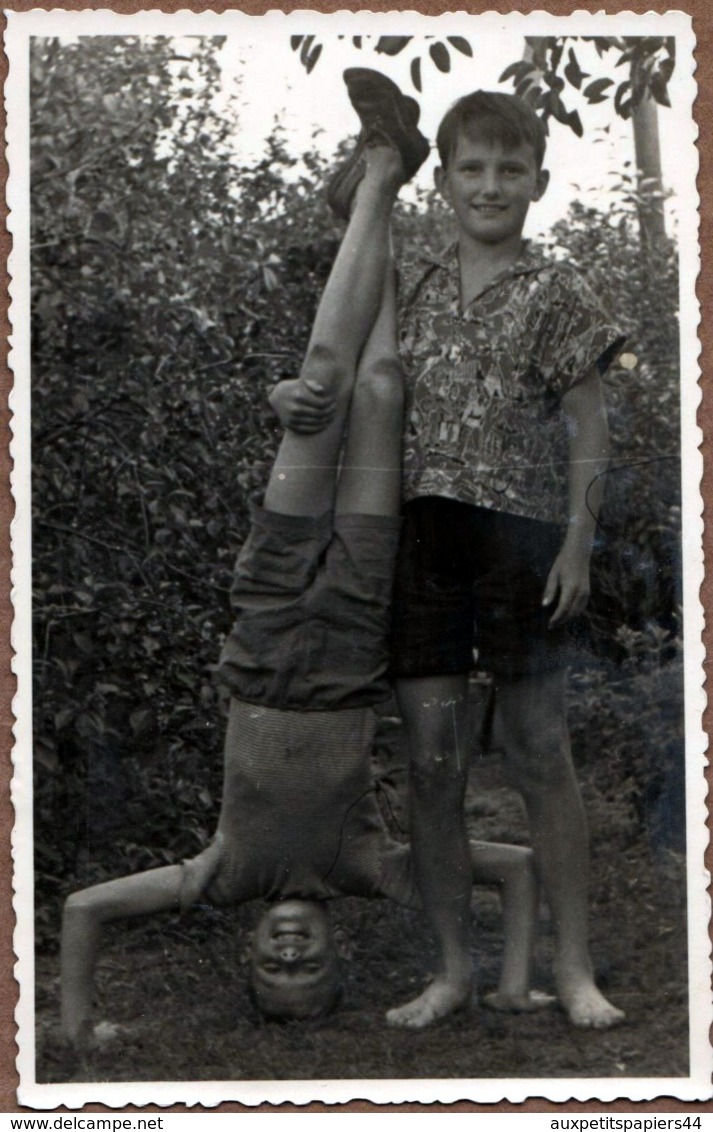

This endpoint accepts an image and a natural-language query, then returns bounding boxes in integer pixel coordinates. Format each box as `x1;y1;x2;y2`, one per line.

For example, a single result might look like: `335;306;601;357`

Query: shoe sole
343;67;430;180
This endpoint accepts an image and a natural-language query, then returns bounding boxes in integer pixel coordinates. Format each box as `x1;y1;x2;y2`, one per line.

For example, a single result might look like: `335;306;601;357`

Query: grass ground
35;675;689;1085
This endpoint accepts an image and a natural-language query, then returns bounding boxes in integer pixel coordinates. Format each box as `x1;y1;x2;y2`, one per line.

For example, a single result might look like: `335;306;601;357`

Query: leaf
304;43;322;75
299;36;315;69
35;737;59;773
515;78;536;98
544;71;565;93
499;59;536;84
290;36;303;52
584;77;615;102
410;56;422;94
429;42;451;73
545;89;570;126
649;73;671;108
524;86;546;110
567;109;584;138
564;48;588;90
375;36;412;57
614;79;633;120
130;707;155;737
262;266;278;291
54;709;74;732
72;631;94;656
592;36;616;58
447;36;473;58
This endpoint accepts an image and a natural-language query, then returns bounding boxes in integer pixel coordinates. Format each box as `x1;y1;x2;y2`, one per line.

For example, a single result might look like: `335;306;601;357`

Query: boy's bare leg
387;673;473;1029
469;841;554;1012
264;146;403;517
61;865;185;1051
335;264;402;518
496;670;625;1029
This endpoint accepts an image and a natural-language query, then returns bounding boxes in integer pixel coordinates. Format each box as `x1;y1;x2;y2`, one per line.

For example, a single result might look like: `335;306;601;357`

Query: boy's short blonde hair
436;90;547;170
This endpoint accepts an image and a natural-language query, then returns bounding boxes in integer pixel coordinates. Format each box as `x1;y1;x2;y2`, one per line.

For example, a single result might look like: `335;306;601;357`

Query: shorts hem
218;686;389;713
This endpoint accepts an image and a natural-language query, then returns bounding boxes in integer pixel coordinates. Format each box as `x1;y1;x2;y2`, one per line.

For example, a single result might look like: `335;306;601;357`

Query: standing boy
386;92;626;1030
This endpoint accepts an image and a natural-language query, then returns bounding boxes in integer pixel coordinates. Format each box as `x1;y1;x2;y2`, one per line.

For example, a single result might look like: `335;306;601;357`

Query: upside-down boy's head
249;899;344;1020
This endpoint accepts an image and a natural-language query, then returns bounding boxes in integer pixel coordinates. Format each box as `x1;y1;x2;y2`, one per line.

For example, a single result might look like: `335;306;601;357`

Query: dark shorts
390;497;574;681
218;502;401;711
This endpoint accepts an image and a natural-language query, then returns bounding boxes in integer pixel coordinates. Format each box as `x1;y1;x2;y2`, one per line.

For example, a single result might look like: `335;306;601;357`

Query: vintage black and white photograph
8;7;709;1106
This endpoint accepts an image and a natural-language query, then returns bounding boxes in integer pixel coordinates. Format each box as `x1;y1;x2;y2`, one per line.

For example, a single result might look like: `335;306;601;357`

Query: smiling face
250;900;342;1020
435;134;549;249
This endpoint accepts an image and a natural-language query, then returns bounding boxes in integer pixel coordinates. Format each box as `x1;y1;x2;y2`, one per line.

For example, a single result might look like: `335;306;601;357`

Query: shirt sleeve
535;267;627;397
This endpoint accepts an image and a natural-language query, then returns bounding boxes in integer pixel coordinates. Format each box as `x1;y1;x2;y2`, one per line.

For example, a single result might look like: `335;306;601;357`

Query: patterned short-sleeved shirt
398;242;625;523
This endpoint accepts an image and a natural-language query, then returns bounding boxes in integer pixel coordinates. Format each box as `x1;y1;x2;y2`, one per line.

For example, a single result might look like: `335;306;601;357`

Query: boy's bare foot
362;143;405;191
327;134;403;221
556;973;625;1029
386;975;472;1030
484;989;556;1013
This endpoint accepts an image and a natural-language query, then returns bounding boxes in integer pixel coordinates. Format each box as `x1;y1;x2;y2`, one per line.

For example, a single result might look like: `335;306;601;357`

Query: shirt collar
416;236;545;312
423;238;546;289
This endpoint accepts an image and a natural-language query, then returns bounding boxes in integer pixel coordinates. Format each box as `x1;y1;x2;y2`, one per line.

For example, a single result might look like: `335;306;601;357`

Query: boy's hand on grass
268;378;336;434
542;538;591;627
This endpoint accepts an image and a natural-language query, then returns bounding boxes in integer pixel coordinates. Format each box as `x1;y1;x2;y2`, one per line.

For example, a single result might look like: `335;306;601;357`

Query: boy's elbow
64;887;104;926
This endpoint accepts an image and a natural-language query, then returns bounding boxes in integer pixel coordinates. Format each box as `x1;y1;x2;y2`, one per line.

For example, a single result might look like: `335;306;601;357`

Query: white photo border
7;6;708;1107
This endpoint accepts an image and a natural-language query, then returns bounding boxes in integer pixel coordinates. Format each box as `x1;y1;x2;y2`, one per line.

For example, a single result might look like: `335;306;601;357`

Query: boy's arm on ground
543;366;610;627
469;841;544;1007
61;864;184;1051
268;377;337;434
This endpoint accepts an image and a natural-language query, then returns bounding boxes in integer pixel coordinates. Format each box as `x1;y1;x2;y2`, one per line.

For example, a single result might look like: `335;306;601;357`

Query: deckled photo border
4;4;710;1109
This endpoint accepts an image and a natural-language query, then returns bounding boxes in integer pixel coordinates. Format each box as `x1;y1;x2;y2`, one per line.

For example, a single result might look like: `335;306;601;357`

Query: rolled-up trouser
218;501;401;711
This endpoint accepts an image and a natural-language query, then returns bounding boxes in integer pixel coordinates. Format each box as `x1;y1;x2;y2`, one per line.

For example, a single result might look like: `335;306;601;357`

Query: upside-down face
250;899;342;1019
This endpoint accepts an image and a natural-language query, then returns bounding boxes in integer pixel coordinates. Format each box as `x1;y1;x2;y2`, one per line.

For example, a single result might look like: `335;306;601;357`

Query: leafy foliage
290;33;674;139
291;33;474;94
31;37;682;945
499;37;675;137
541;187;681;661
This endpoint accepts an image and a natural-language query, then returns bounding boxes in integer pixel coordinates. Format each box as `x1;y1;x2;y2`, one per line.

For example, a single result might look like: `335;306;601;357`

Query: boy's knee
411;748;467;800
505;734;573;795
301;342;351;395
354;357;404;417
64;889;95;923
64;886;110;922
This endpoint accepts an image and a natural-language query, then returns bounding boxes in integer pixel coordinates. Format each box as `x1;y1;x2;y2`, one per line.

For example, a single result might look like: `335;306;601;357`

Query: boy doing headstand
276;84;626;1032
61;109;551;1056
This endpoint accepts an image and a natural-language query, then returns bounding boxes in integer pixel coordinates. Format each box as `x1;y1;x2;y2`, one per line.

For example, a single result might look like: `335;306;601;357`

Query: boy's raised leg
264;146;403;517
496;671;625;1029
387;673;474;1029
334;263;403;519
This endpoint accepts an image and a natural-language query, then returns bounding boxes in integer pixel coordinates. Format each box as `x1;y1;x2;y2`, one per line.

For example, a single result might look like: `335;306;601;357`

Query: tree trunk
631;74;667;250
